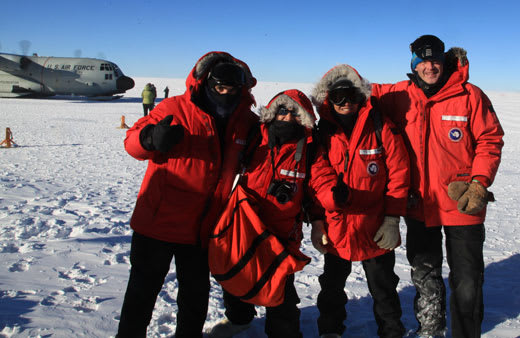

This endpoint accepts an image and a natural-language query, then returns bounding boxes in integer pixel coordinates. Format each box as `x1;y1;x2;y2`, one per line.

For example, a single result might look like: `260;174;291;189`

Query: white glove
373;216;401;250
311;220;329;254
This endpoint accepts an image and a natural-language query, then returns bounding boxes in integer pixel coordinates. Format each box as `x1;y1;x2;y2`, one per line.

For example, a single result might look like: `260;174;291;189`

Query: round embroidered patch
367;161;379;176
449;128;463;142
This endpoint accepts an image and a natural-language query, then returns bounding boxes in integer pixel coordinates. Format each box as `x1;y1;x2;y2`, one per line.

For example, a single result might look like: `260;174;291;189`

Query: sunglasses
328;88;362;106
277;106;299;117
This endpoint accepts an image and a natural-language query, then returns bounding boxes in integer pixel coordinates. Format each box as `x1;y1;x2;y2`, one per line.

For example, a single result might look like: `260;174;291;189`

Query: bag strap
240;122;262;170
301;130;317;224
370;108;383;150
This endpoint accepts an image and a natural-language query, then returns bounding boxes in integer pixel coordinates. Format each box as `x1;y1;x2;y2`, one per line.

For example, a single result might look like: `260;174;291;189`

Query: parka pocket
439;114;470;143
357;149;386;179
325;210;348;248
441;167;472;186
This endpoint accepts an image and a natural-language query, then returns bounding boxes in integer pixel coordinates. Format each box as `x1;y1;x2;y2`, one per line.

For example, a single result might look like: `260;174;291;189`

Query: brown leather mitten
447;181;470;201
449;181;489;215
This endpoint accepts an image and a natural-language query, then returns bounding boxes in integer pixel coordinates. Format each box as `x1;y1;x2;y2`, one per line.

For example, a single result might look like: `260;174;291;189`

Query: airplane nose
117;76;135;91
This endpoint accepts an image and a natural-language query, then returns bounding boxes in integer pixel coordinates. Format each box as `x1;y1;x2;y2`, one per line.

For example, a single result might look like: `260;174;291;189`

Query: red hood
259;89;316;131
184;51;257;107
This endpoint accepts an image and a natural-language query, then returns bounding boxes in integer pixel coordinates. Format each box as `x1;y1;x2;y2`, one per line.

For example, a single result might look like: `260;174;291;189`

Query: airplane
0;52;135;99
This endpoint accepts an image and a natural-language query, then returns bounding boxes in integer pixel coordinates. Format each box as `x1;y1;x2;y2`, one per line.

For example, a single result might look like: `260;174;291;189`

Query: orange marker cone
118;115;129;129
0;128;17;148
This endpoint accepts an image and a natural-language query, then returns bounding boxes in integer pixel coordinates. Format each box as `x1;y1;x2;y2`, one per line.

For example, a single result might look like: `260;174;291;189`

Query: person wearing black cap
117;52;258;338
409;34;447;97
309;64;410;338
372;35;504;337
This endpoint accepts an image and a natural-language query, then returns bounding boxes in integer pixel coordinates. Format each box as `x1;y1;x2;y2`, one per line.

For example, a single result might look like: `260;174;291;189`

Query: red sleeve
381;117;410;217
468;87;504;186
306;145;338;213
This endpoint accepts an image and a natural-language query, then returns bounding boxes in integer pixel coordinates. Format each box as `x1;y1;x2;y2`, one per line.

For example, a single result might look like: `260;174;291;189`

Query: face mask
203;84;240;118
268;120;304;147
209;87;240;107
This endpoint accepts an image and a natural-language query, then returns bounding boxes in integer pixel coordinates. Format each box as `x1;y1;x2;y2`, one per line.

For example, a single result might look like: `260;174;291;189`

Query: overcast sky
2;0;519;91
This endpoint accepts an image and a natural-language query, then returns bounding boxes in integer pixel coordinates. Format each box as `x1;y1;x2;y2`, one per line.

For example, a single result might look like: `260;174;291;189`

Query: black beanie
410;35;445;70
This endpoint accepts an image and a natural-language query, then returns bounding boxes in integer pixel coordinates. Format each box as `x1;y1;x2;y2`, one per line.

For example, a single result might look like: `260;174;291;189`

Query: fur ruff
311;64;372;111
259;94;315;129
445;47;468;73
193;52;255;88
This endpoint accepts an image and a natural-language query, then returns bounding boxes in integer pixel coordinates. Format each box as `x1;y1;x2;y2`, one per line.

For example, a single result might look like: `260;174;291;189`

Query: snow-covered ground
1;78;519;337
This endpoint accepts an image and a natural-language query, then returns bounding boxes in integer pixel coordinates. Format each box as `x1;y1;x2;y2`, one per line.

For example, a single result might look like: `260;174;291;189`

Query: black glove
331;173;349;206
139;115;184;153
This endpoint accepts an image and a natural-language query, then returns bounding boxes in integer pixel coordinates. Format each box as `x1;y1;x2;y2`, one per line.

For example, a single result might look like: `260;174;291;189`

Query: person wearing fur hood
119;51;258;338
209;89;338;338
309;64;410;338
372;35;504;338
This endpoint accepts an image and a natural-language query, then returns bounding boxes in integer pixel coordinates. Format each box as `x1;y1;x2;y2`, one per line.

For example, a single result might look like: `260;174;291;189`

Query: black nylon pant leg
223;290;256;325
117;232;209;338
445;224;485;338
173;244;210;338
405;218;447;336
265;274;302;338
362;251;405;338
117;232;175;338
222;274;302;338
317;253;350;336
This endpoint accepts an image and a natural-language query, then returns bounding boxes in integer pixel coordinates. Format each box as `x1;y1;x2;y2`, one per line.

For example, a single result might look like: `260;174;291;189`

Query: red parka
311;65;410;261
124;51;258;246
372;48;504;227
239;89;337;255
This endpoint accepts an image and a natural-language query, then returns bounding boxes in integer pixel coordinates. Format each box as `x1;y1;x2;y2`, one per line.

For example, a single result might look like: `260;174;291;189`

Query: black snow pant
143;103;154;116
222;274;303;338
317;252;405;338
117;231;210;338
405;218;485;338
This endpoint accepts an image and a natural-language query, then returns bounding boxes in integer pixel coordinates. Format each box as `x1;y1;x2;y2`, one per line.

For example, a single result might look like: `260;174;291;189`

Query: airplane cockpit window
105;74;113;80
100;63;115;71
113;65;121;77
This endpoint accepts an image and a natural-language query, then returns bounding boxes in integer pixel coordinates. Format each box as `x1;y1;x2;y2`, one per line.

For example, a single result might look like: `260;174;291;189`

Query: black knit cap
410;35;445;70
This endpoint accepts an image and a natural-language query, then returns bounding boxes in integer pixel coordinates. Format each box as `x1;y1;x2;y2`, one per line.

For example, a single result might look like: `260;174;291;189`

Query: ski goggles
208;62;246;87
328;87;362;106
277;106;299;117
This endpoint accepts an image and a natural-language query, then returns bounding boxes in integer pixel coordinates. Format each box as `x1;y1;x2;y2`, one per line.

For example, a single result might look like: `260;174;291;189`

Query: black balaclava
268;120;304;148
203;84;240;119
199;61;246;136
203;61;245;119
333;110;358;138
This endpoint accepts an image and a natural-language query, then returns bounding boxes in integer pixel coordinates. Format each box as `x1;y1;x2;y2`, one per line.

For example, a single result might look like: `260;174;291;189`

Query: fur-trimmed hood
444;47;468;74
311;64;372;114
185;51;257;106
259;89;316;130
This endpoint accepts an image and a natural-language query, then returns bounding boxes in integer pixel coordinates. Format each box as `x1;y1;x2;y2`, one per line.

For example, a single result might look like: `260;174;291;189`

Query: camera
267;180;296;204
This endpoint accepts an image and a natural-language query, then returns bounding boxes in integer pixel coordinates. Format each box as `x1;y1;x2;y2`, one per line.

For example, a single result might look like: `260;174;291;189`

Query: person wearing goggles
118;52;258;338
309;64;410;338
